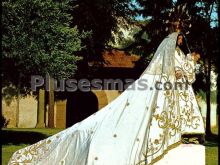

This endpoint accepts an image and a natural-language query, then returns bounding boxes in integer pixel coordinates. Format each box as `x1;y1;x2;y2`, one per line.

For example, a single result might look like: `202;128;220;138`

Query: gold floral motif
136;141;182;165
183;58;195;83
153;88;181;138
144;133;165;157
9;138;52;165
178;91;201;129
137;71;201;165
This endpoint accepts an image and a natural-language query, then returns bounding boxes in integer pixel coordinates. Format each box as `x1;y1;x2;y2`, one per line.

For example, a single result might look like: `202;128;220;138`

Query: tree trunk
36;89;46;128
16;74;21;127
217;72;219;133
48;75;55;128
16;88;20;127
205;57;212;135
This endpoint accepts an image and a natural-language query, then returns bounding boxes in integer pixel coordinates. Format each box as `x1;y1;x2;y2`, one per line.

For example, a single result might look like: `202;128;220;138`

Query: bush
197;89;217;104
1;115;9;128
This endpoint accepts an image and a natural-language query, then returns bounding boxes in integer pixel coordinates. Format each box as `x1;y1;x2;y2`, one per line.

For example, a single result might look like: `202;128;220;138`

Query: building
2;50;141;128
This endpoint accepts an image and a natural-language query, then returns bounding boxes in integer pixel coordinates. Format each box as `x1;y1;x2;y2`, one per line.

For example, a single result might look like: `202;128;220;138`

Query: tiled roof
102;49;140;68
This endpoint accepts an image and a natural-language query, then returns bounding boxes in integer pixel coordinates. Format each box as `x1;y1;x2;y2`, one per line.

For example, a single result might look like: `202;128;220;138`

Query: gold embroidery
178;91;201;129
47;139;52;144
136;141;182;165
9;138;52;164
136;72;202;165
183;57;195;83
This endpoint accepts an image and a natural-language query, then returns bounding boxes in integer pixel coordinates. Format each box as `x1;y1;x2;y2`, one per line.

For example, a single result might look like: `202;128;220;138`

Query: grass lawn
205;126;218;165
2;127;218;165
2;128;63;165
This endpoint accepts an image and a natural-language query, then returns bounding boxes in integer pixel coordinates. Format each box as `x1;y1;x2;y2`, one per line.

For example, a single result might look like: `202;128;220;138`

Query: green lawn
2;128;63;165
205;127;218;165
2;127;218;165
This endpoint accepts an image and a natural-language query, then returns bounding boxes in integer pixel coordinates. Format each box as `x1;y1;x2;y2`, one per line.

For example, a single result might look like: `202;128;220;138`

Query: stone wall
54;100;66;128
18;95;38;128
92;90;120;110
2;90;121;128
2;98;17;128
2;95;37;128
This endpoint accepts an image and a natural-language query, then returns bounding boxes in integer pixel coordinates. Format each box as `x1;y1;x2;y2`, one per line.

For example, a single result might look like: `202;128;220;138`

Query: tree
130;0;219;135
2;0;88;127
181;0;218;135
194;0;218;136
69;0;135;78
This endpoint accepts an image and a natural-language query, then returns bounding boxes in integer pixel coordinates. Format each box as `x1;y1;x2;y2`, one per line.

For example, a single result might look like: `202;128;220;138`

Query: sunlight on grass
206;146;218;165
205;126;218;165
2;145;27;165
2;128;63;165
2;128;63;136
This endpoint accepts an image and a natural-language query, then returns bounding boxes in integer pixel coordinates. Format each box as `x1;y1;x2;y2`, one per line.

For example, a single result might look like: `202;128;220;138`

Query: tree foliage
68;0;135;78
2;0;88;93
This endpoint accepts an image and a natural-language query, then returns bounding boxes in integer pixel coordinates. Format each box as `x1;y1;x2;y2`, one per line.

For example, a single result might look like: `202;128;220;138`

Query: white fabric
155;144;205;165
140;32;178;76
8;33;205;165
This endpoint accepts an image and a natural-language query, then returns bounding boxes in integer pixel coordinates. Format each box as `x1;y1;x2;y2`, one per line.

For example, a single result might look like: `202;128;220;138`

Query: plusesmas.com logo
31;75;190;92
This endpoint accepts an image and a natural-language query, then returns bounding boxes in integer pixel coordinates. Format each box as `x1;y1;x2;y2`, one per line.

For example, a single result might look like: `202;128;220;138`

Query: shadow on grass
2;130;48;145
204;133;219;147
